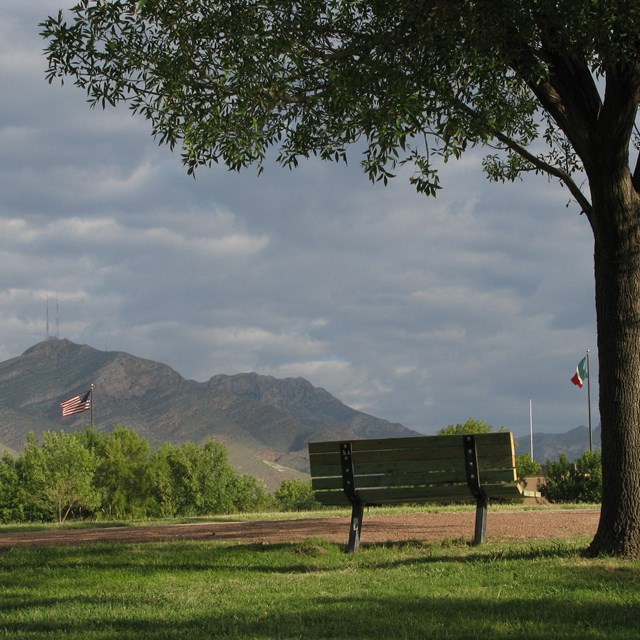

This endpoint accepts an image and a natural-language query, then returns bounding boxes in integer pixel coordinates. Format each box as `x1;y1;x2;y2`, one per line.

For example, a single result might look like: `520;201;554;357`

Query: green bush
274;479;321;511
541;450;602;503
515;452;541;481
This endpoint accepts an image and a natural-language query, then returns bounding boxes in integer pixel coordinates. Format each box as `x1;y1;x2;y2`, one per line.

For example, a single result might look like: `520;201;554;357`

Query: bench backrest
308;432;523;507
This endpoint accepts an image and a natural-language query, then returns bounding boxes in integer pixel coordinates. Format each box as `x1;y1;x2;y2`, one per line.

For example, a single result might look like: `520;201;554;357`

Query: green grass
0;529;637;640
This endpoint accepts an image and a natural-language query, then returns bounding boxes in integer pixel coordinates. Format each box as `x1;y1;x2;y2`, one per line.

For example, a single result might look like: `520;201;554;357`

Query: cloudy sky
1;2;598;438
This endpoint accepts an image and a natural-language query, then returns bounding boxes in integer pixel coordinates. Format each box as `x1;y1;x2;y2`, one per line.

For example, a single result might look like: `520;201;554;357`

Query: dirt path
0;509;600;549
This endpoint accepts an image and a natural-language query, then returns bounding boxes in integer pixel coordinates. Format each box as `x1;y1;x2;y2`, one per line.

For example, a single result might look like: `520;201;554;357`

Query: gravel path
0;509;600;549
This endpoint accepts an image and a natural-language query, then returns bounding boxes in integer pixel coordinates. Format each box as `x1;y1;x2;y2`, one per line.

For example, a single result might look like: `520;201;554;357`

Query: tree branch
491;128;592;216
454;99;592;215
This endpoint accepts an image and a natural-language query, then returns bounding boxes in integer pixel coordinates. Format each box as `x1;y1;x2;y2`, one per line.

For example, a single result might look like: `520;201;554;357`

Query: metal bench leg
473;495;488;545
347;501;364;552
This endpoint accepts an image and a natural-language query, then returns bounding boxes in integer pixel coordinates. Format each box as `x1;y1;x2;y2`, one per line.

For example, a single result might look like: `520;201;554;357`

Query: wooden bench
308;432;528;551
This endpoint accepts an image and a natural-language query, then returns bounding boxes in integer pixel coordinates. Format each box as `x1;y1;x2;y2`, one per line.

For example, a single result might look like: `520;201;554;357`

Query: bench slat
308;432;514;455
314;480;524;506
315;484;480;506
309;454;515;479
309;458;465;477
310;444;505;463
311;466;517;491
309;448;514;467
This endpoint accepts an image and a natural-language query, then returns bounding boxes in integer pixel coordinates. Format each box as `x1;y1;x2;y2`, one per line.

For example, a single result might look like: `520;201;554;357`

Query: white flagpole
529;399;534;459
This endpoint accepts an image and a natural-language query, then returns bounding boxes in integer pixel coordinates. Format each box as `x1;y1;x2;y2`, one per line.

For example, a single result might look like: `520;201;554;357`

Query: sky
1;2;599;437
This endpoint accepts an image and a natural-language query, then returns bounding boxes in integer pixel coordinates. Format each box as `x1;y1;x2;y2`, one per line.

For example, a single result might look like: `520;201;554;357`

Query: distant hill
0;339;417;489
515;425;601;463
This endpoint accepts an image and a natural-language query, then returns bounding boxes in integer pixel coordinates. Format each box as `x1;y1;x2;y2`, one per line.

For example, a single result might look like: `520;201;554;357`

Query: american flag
60;389;92;417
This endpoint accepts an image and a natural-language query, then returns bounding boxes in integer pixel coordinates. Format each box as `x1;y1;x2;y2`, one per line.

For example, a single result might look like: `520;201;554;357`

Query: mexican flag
571;356;588;388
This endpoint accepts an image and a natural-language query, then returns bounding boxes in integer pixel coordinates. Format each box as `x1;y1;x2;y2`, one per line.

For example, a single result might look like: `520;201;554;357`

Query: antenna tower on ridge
45;294;60;340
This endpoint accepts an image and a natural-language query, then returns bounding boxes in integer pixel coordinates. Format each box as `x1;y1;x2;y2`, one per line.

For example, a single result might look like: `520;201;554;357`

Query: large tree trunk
587;178;640;558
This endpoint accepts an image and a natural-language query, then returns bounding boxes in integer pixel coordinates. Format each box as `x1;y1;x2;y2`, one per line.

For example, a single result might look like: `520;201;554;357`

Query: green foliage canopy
0;453;24;523
20;431;99;523
437;419;495;435
84;426;156;518
42;0;639;207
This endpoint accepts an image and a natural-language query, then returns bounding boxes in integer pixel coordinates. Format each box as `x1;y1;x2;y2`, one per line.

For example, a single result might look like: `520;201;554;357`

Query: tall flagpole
586;350;592;451
529;399;534;459
90;383;94;428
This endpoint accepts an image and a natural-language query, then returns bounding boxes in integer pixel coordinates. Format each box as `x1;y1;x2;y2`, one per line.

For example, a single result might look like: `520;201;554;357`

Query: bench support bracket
473;495;488;545
341;442;363;552
347;501;364;553
463;435;488;545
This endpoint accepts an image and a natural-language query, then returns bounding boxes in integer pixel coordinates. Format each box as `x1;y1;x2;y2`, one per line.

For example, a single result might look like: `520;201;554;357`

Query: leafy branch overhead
42;0;639;210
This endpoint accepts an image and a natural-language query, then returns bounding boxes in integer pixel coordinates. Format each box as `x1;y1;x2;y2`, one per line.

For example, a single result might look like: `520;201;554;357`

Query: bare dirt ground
0;509;600;549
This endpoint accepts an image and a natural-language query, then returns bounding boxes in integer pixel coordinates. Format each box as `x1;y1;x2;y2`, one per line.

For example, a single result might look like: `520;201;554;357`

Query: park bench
308;432;529;551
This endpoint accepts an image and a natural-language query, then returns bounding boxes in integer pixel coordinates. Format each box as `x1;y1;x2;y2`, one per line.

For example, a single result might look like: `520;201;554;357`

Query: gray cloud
0;3;598;439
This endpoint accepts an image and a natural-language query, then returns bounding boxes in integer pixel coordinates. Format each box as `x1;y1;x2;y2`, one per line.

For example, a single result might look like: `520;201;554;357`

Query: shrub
541;450;602;503
515;453;541;482
274;479;321;511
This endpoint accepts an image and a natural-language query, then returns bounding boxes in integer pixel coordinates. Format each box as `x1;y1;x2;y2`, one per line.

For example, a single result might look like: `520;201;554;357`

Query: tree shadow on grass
2;538;639;639
1;587;639;640
0;536;601;578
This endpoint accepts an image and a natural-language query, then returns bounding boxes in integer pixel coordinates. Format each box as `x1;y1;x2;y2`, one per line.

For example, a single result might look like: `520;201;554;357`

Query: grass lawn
0;530;638;640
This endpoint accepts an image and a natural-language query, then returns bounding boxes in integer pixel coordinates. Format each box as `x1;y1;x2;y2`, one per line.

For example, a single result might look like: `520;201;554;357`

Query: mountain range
0;339;416;489
0;339;598;489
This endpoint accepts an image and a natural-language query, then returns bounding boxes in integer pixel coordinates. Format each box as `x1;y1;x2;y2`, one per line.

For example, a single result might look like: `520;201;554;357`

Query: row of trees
0;419;599;525
0;427;274;524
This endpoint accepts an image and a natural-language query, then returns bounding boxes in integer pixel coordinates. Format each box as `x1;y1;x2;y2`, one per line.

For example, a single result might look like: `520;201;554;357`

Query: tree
19;431;98;523
0;453;24;523
437;419;495;435
41;2;640;556
149;438;258;517
86;426;156;519
148;442;178;517
156;442;203;516
228;474;269;513
15;432;54;521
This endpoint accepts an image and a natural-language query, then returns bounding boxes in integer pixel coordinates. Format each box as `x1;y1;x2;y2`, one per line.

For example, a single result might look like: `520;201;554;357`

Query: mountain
515;425;601;464
0;339;417;489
